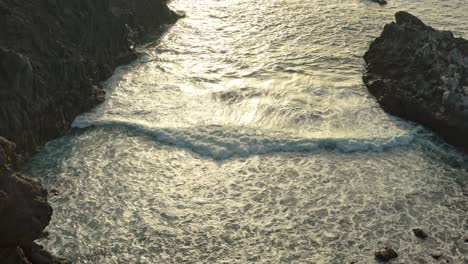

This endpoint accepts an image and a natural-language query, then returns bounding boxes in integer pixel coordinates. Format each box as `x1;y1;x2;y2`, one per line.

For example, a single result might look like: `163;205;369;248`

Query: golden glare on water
25;0;468;263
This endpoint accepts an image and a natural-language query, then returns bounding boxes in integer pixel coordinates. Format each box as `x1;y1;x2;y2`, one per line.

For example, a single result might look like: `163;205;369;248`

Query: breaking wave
73;119;419;160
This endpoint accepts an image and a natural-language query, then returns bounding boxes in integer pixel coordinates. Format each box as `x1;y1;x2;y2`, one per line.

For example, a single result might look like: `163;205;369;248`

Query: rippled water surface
25;0;468;263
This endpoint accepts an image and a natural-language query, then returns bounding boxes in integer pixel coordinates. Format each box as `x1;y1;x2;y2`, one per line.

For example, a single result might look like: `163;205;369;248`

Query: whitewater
25;0;468;263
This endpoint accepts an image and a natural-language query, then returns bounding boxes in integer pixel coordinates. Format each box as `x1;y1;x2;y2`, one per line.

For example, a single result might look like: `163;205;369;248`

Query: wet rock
0;1;180;263
22;242;71;264
49;189;60;197
39;231;50;239
363;11;468;152
0;138;53;264
0;247;30;264
93;85;106;103
413;228;428;239
0;0;180;157
371;0;388;5
374;246;398;262
431;254;442;260
0;138;52;248
160;212;179;221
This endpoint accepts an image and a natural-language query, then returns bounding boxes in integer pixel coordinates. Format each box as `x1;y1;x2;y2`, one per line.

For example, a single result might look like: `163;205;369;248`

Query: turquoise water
25;0;468;263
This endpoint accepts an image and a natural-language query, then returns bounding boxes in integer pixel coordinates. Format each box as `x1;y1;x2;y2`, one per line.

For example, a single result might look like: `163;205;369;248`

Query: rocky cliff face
0;0;178;263
364;11;468;151
0;137;61;264
0;0;178;156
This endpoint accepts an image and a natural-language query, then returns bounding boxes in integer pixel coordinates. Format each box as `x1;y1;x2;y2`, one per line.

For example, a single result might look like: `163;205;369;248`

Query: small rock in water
371;0;388;5
413;228;428;239
375;246;398;261
49;189;60;196
431;254;442;260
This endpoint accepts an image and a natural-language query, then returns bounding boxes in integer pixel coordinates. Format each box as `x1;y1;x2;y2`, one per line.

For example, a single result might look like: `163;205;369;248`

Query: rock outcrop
0;137;60;263
363;11;468;151
0;0;178;156
0;0;179;262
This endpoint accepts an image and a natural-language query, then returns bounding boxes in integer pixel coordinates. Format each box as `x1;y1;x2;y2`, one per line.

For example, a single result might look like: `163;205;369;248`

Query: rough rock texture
0;138;58;264
363;11;468;151
374;246;399;262
0;0;178;156
0;0;178;263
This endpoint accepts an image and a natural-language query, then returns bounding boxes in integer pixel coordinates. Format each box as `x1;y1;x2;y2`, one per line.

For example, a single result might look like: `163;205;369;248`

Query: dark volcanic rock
0;0;179;157
0;247;30;264
374;246;399;262
0;138;52;247
413;228;428;239
22;242;70;264
363;11;468;152
0;138;52;263
371;0;388;5
0;0;179;262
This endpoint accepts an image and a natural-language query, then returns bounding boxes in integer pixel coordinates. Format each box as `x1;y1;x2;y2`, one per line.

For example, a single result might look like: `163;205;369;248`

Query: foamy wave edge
72;119;418;160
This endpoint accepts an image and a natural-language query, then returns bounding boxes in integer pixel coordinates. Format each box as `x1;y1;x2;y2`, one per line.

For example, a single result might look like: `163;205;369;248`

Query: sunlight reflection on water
25;0;468;263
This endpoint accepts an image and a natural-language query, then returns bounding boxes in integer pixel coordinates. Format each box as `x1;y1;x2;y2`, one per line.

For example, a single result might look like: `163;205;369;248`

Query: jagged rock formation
364;11;468;151
0;0;179;263
0;0;178;156
0;137;62;264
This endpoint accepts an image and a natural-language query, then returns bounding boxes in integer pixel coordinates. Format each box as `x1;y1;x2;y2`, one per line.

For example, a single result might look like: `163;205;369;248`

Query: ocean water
24;0;468;263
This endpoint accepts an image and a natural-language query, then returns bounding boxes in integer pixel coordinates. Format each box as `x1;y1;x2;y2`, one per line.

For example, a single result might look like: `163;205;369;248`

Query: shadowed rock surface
412;228;428;239
0;0;178;262
0;0;178;156
374;246;398;261
363;11;468;152
0;137;59;263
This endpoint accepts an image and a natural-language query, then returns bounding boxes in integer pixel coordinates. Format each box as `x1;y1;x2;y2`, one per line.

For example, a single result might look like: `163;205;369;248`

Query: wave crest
73;119;417;160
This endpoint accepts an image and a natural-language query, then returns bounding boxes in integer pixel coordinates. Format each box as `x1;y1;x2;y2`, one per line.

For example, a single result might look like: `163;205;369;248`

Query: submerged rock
363;11;468;152
371;0;388;5
48;189;60;197
413;228;428;239
374;246;398;261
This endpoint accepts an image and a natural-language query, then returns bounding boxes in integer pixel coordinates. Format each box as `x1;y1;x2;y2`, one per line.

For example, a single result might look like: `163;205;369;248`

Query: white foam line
72;119;417;160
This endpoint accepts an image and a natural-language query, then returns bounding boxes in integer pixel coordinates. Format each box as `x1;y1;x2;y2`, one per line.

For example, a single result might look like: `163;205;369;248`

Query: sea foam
73;119;418;160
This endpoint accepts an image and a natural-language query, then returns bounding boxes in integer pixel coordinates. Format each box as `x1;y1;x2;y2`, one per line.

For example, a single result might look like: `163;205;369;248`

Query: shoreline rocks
0;0;179;263
363;11;468;152
0;0;179;157
0;137;56;263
